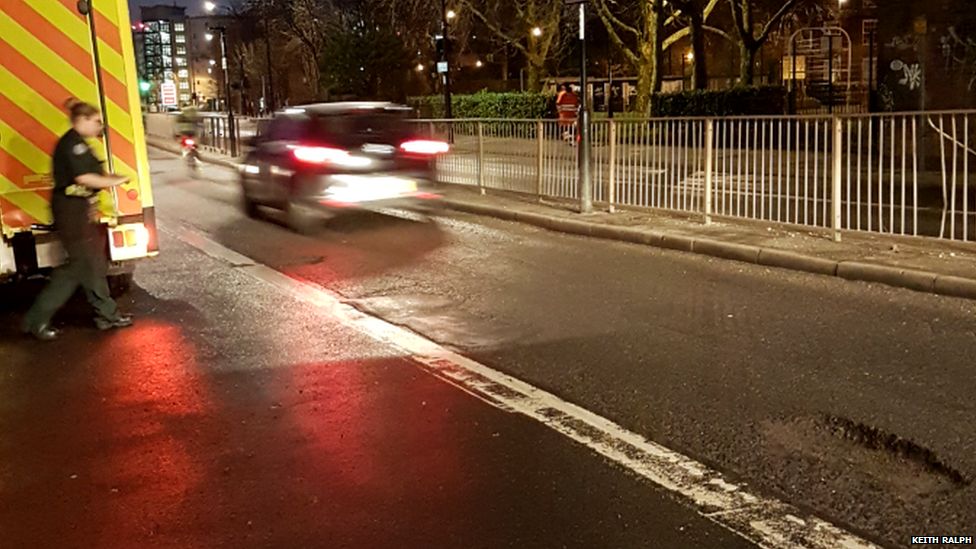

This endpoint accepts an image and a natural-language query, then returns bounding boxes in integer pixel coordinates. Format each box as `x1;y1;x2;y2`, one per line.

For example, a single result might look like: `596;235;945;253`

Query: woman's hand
75;173;129;189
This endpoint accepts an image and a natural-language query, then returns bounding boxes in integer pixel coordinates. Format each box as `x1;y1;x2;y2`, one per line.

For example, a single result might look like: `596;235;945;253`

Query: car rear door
255;115;308;204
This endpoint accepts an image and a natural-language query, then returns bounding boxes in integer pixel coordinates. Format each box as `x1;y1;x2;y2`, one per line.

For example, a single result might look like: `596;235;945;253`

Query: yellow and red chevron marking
0;0;152;236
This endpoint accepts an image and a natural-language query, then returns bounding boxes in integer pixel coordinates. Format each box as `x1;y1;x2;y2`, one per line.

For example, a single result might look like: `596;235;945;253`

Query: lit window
178;69;189;77
174;23;184;32
176;58;186;66
179;82;189;90
176;46;186;55
175;34;185;44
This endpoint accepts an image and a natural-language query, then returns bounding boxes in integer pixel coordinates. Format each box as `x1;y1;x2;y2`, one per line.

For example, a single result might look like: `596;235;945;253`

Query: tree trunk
739;42;757;86
634;0;664;116
635;56;654;116
688;11;708;90
526;62;543;92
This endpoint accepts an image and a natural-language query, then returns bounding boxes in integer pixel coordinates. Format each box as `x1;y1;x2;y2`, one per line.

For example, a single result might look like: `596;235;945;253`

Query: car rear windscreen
310;110;414;148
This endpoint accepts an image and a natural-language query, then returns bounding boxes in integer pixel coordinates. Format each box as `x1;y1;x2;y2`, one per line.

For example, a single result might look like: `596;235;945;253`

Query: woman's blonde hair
64;98;100;122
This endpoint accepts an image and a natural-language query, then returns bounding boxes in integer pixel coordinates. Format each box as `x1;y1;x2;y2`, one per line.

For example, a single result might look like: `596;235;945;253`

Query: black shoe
23;323;59;341
95;315;133;331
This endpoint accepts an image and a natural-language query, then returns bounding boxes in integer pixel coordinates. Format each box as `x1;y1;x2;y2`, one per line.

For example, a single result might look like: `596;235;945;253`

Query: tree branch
666;0;721;28
592;0;640;65
704;25;733;43
457;0;529;56
728;0;753;46
757;0;802;44
592;0;641;41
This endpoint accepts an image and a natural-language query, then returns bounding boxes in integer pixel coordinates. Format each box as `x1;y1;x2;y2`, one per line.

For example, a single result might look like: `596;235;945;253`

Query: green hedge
409;91;554;119
651;86;787;117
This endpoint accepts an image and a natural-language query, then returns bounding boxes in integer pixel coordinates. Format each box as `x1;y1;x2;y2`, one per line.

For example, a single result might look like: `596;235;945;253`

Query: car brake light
292;146;372;168
182;137;196;147
292;145;346;164
400;140;450;155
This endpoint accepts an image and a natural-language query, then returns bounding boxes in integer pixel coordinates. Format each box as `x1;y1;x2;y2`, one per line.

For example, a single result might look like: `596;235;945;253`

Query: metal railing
417;112;976;243
144;112;266;155
144;111;976;242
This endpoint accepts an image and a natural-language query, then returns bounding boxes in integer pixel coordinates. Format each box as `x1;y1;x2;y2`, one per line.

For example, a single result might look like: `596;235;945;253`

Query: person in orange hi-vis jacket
556;84;580;144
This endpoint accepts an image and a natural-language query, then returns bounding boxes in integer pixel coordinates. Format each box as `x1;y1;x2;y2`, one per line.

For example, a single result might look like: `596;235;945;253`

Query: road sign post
160;82;178;108
565;0;592;214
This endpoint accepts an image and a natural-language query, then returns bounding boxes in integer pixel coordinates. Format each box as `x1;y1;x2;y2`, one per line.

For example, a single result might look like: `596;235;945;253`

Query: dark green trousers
23;197;119;330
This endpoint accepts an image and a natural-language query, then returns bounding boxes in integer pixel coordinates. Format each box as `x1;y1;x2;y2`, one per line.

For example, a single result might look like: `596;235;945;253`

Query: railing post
477;121;485;195
704;119;714;225
536;120;544;199
607;120;617;213
832;116;843;242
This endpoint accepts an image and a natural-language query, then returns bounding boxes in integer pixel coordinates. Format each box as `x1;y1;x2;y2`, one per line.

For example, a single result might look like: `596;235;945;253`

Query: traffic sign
160;82;178;107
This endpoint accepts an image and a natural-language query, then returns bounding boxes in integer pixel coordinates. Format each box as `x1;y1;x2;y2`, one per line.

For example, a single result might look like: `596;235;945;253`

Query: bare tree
456;0;563;91
594;0;726;110
265;0;333;99
667;0;726;90
728;0;805;85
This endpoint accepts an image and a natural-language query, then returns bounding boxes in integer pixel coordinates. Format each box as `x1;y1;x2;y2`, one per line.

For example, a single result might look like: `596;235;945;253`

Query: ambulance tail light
109;223;151;261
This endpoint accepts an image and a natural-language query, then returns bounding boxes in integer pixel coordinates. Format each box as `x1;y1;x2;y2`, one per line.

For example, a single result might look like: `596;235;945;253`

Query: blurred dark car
239;102;448;232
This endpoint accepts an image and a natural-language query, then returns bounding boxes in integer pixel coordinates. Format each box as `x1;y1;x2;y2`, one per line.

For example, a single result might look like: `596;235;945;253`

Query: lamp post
565;0;591;214
205;1;254;154
439;0;454;121
207;25;236;156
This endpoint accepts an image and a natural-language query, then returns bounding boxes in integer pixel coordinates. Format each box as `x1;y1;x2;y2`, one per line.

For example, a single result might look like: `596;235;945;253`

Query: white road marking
163;221;878;549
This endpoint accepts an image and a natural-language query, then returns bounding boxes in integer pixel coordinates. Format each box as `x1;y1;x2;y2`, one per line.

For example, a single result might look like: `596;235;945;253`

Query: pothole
761;415;970;498
820;414;969;488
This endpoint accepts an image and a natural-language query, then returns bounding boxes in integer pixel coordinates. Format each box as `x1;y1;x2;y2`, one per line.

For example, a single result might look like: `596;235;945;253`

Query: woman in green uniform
22;100;133;341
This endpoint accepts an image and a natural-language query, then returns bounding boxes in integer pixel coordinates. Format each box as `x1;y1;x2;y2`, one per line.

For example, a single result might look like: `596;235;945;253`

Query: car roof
277;102;412;117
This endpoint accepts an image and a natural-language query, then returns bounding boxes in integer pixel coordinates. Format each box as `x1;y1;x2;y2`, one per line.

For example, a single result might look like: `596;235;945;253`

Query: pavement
150;137;976;301
131;143;976;548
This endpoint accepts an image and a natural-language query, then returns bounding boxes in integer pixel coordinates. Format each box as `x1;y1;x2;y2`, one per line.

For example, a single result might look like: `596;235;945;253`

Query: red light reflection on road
84;320;213;543
282;358;467;506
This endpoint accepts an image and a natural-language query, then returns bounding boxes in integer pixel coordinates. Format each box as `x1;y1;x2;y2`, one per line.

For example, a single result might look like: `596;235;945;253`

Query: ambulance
0;0;157;293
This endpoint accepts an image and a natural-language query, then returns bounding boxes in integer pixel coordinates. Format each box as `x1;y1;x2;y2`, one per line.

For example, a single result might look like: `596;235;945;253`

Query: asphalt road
3;149;975;548
0;218;753;548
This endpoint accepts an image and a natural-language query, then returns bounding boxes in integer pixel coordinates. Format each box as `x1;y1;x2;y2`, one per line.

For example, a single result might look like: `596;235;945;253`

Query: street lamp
205;32;214;41
531;27;543;37
208;24;236;155
440;0;454;121
204;0;276;116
